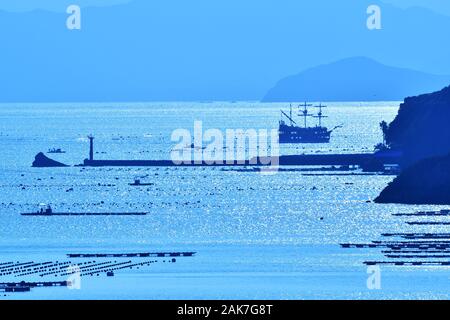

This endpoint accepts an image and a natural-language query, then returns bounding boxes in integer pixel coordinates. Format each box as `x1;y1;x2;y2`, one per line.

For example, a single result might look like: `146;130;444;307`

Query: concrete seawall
33;151;401;169
81;152;400;168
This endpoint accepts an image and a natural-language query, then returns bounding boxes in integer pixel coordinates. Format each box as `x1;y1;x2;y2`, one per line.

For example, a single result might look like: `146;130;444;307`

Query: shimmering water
1;102;449;299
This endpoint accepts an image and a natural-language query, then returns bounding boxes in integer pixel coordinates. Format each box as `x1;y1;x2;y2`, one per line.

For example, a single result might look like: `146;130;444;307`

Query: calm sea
0;102;448;299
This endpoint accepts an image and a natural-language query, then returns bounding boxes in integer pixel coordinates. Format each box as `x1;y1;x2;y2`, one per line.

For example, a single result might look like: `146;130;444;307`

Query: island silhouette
263;57;450;102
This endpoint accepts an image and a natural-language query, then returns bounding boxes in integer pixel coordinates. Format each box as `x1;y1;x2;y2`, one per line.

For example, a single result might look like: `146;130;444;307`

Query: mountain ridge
262;57;450;102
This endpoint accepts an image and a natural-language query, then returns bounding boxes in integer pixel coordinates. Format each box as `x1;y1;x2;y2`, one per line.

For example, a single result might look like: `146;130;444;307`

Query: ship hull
279;134;331;144
278;124;331;144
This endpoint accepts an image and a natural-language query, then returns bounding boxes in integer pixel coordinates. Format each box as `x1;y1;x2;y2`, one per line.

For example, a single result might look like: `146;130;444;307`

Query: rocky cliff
375;153;450;204
375;84;450;204
385;85;450;166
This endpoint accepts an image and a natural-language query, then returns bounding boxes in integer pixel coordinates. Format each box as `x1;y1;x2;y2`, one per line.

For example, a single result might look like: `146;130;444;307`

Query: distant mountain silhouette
2;0;450;101
263;57;450;102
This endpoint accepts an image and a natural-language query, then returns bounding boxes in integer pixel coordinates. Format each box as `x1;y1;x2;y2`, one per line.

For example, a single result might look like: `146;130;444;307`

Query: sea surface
0;102;449;300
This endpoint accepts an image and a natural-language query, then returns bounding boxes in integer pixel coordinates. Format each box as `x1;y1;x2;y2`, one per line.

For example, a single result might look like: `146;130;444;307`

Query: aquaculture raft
21;212;147;216
67;252;196;258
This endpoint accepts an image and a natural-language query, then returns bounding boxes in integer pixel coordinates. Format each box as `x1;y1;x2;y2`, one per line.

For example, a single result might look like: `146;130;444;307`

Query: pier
33;135;402;169
80;152;400;170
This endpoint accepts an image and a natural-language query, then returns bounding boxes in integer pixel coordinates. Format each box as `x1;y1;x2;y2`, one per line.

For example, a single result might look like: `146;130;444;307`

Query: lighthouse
88;135;94;161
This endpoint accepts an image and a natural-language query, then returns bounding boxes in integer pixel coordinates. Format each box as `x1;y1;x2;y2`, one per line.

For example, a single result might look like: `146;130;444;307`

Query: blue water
1;102;449;299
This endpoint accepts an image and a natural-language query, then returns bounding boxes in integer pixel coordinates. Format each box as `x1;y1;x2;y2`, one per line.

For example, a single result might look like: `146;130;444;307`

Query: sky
0;0;131;12
0;0;449;15
1;0;449;102
383;0;450;15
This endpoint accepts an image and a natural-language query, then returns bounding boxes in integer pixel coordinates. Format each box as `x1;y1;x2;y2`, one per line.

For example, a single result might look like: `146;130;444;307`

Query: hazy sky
1;0;449;101
0;0;449;15
0;0;131;12
383;0;450;15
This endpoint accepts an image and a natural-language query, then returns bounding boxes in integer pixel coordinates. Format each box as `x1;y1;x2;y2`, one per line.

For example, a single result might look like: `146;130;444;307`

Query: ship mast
280;107;297;126
313;103;328;127
299;102;313;128
289;104;293;126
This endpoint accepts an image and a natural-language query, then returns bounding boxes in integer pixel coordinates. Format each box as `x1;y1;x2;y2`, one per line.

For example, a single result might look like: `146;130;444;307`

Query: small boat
129;177;154;186
47;148;66;154
21;205;147;216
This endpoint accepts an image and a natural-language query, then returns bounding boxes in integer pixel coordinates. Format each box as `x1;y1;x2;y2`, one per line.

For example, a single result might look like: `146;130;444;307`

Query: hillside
262;57;450;102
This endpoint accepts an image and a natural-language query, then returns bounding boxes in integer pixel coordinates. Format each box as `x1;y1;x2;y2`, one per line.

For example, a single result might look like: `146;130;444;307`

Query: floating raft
342;210;450;267
67;252;196;258
381;233;450;240
0;281;68;292
364;261;450;266
129;183;154;186
0;258;181;279
406;222;450;226
21;212;148;216
341;241;450;250
385;254;450;259
0;281;69;287
393;209;450;217
382;249;450;254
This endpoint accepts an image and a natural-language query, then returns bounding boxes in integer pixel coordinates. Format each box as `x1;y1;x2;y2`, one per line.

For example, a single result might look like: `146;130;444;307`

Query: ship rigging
278;102;342;144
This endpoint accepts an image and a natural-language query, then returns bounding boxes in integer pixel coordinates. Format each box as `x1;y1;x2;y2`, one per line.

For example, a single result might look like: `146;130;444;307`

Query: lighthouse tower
88;135;94;161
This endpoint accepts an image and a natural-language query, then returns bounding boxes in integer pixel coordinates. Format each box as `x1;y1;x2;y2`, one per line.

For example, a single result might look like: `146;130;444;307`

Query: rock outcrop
32;152;68;167
375;153;450;204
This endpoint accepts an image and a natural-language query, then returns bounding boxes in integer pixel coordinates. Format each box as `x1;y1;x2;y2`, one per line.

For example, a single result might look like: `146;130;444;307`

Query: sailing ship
278;102;342;143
